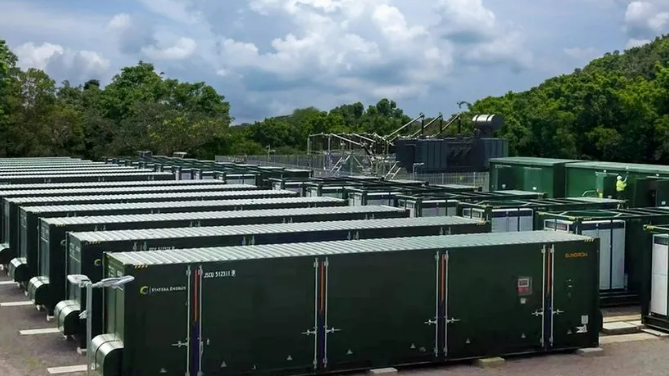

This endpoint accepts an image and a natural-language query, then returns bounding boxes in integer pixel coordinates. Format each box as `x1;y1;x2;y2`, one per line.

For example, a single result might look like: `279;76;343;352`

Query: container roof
489;156;579;166
110;231;592;266
7;189;292;204
0;172;172;179
71;216;485;242
42;205;405;226
492;190;544;196
21;196;344;213
0;180;226;191
566;161;669;174
0;184;255;197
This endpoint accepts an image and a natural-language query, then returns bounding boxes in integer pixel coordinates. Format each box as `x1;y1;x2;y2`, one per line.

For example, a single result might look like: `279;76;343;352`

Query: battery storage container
0;179;231;245
459;198;624;233
58;216;490;347
538;208;669;306
30;205;408;315
93;231;599;376
6;190;295;284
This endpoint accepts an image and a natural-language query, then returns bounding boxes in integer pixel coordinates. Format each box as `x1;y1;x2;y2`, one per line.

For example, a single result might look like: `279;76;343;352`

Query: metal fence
216;154;490;191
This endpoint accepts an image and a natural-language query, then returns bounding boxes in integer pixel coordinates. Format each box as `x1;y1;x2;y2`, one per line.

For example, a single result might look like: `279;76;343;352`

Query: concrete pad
0;281;13;286
641;328;669;337
47;364;86;374
626;320;643;327
0;301;33;307
369;368;398;374
19;328;60;336
474;357;505;368
600;333;658;344
602;321;641;335
603;314;641;323
576;347;605;357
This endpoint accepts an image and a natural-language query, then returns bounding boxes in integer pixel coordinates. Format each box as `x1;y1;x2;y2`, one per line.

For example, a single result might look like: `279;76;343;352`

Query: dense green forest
2;35;669;162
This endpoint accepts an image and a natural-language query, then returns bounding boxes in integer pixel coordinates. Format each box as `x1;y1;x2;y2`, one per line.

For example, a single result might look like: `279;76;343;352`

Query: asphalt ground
0;268;665;376
0;271;83;376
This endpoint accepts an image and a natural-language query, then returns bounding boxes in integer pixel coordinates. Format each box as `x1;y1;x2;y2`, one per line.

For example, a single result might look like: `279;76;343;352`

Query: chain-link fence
216;154;490;190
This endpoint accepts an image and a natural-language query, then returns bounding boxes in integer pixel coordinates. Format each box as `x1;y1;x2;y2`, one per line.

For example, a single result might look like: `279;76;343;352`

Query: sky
0;0;667;124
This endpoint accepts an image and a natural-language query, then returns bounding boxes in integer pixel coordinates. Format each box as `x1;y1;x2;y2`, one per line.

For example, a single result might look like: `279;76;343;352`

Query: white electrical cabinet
544;218;626;290
651;235;669;316
463;208;533;232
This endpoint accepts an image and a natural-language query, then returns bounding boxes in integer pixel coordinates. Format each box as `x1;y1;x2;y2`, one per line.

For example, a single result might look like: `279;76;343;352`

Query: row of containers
110;152;669;309
488;156;669;206
0;154;662;376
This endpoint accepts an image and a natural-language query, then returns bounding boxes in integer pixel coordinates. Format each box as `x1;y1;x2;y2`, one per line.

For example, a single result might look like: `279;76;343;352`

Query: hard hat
617;176;622;180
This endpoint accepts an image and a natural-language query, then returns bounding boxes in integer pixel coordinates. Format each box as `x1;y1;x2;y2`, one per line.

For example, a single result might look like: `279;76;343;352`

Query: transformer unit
394;114;508;173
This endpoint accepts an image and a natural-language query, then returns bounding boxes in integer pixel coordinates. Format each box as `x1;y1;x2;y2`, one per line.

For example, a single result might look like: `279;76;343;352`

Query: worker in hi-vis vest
616;175;628;200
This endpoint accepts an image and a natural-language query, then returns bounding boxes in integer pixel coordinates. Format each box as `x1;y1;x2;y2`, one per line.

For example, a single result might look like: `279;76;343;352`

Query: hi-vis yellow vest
616;180;626;192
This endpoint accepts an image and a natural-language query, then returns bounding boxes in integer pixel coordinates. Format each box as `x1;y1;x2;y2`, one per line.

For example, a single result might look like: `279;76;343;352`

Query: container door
323;252;436;370
655;180;669;206
582;220;626;291
444;247;546;360
199;258;317;376
519;210;534;231
523;167;542;192
491;209;514;233
137;268;190;376
650;235;669;316
492;165;515;191
595;173;616;199
550;242;600;350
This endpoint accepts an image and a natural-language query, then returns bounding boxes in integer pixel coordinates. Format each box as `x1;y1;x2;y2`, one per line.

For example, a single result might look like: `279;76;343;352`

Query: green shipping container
489;157;579;197
564;161;669;207
0;183;256;242
6;190;295;284
30;205;409;316
0;179;231;244
93;231;599;376
58;216;490;348
459;197;624;233
538;208;669;306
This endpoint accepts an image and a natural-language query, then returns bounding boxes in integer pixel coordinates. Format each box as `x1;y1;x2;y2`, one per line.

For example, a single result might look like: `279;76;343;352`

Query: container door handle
445;318;460;324
325;327;341;334
531;309;543;316
553;309;564;315
171;340;188;348
302;328;316;336
424;318;437;326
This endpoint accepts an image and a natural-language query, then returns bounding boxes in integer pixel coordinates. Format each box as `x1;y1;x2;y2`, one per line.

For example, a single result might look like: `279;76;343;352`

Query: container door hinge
424;318;437;326
445;318;460;324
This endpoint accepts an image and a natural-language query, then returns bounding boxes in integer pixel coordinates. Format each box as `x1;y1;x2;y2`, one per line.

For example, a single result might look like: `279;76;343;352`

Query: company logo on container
139;285;187;295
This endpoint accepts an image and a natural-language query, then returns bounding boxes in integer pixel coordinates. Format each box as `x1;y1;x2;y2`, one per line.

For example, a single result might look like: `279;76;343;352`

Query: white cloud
563;47;601;60
626;38;652;49
142;37;198;60
622;1;669;46
135;0;203;24
13;42;111;82
0;0;588;123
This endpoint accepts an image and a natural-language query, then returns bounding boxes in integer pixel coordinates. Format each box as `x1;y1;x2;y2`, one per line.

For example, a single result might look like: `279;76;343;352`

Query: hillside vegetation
470;35;669;163
2;35;669;162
